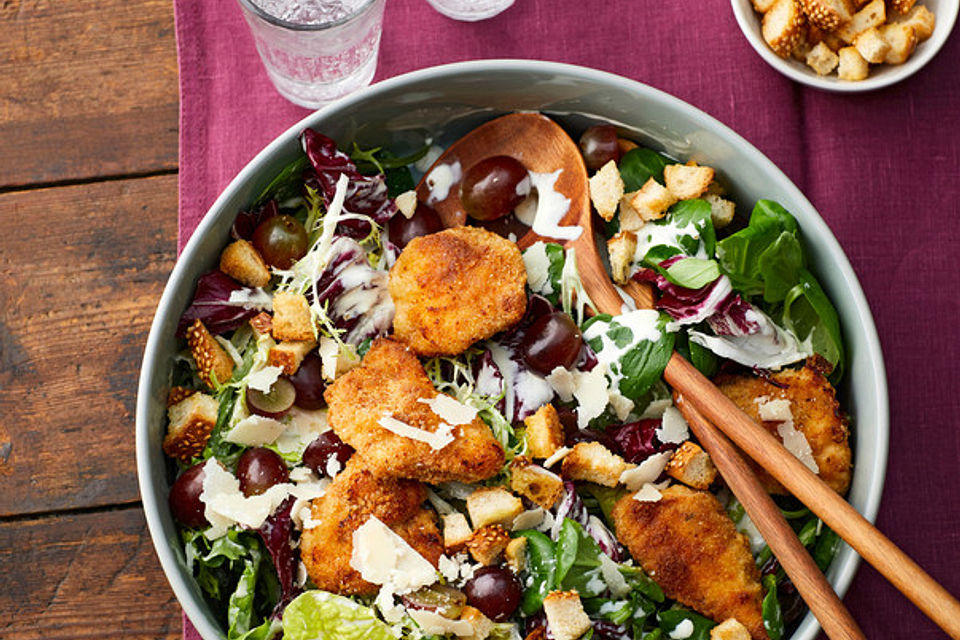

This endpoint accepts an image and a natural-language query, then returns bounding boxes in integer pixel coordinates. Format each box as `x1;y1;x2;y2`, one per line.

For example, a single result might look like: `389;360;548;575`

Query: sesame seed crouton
763;0;807;57
467;487;525;530
711;619;752;640
443;512;474;553
704;194;735;229
506;536;528;573
271;292;314;342
267;339;317;374
459;606;495;640
806;41;841;74
607;231;638;285
510;456;565;510
854;26;891;62
837;0;885;43
524;403;565;459
589;160;625;222
186;319;235;389
249;311;273;337
467;524;511;566
879;21;918;63
219;239;271;288
665;441;719;490
800;0;853;31
542;591;592;640
837;46;870;80
664;164;715;201
163;392;219;461
561;441;633;488
896;5;934;41
752;0;777;12
166;385;196;407
890;0;917;13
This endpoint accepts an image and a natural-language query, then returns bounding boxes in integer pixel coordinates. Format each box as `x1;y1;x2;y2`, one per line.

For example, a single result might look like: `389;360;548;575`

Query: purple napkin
175;0;960;637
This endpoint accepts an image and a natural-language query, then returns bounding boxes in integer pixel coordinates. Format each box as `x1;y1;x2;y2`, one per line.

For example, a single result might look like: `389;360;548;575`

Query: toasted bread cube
800;0;852;31
752;0;777;12
394;190;418;219
620;178;677;231
466;524;511;566
896;5;935;41
186;319;235;389
163;392;219;461
443;512;474;553
617;138;638;154
665;441;719;490
703;194;735;229
460;606;495;640
837;46;870;80
467;487;525;529
524;403;565;459
853;26;891;62
248;311;273;337
805;41;841;74
166;386;196;407
763;0;807;56
790;27;813;61
607;231;638;285
510;456;565;510
711;619;752;640
542;591;592;640
267;339;317;375
561;441;633;488
837;0;885;42
890;0;916;13
271;292;314;342
219;239;271;288
664;164;715;200
505;536;528;573
589;160;625;222
880;22;918;63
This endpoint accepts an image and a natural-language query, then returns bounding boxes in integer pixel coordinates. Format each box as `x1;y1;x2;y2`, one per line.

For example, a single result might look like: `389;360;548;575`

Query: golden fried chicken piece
300;457;443;596
324;337;505;484
714;362;851;495
389;226;527;356
612;485;768;640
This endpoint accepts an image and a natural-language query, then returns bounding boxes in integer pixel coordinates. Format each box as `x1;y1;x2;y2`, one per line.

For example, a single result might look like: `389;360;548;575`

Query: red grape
236;447;289;496
388;203;443;249
519;311;583;375
463;566;522;622
252;214;308;269
169;463;208;528
579;125;620;172
460;156;530;221
288;352;326;410
302;431;354;477
246;377;296;419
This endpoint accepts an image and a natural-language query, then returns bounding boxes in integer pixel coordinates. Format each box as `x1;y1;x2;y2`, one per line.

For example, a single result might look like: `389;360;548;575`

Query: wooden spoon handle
666;354;960;639
673;393;865;640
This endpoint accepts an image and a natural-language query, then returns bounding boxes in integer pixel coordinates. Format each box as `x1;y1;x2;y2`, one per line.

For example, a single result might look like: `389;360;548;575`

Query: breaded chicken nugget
324;337;505;484
389;226;527;356
714;362;851;495
300;457;443;596
612;485;768;640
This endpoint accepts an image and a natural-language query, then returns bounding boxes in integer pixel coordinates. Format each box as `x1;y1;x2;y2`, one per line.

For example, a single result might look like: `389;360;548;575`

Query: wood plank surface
0;174;177;516
0;0;178;188
0;506;181;638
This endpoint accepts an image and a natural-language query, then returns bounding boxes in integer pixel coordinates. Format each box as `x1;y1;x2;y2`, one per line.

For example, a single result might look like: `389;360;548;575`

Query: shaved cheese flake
656;406;690;444
200;459;293;539
409;610;474;636
227;287;273;309
246;365;284;393
573;365;610;429
350;516;437;592
378;413;455;450
669;618;695;639
542;446;572;469
755;397;819;473
757;397;792;422
418;395;478;425
620;451;672;490
633;483;664;502
224;414;287;446
598;551;631;598
512;508;546;531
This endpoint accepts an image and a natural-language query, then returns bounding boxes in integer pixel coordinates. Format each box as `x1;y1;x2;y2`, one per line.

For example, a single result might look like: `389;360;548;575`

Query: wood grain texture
0;0;178;187
0;175;177;516
0;506;181;638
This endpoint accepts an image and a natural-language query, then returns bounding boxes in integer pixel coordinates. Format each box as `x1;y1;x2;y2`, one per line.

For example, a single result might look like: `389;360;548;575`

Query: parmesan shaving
378;413;455;450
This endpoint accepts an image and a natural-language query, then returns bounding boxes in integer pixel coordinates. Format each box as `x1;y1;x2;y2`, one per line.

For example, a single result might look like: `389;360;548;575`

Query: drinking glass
236;0;386;108
425;0;514;21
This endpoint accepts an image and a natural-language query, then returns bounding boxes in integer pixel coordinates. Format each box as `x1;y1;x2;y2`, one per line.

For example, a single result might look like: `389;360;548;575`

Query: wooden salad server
416;112;866;640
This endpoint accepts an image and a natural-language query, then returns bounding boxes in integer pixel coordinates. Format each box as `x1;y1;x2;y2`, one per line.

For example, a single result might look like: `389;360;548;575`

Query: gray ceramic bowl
136;59;888;640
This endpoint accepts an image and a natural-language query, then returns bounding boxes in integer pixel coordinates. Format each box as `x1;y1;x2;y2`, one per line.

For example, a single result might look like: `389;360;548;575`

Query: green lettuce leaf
282;590;395;640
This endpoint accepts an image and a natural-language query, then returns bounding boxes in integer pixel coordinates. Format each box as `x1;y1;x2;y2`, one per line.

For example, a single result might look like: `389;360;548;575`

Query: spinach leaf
523;242;566;306
515;530;557;615
813;525;842;572
664;257;720;289
668;199;716;257
583;598;635;624
716;201;797;295
762;574;784;640
555;519;607;597
619;564;665;603
253;156;310;207
582;313;675;400
657;608;716;640
782;270;844;378
582;484;629;522
619;148;669;191
752;200;799;233
203;389;243;467
674;332;719;379
384;166;415;198
757;231;804;303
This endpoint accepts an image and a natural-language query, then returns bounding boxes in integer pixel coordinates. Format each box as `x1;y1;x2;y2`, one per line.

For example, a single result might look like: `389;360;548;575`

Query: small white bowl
731;0;958;91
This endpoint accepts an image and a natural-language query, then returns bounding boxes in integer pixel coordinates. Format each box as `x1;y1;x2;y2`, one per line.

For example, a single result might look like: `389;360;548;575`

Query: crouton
837;0;885;42
394;190;418;219
617;138;638;154
443;512;474;553
466;487;525;529
589;160;625;222
896;5;934;41
186;319;235;389
219;239;271;288
763;0;807;56
166;385;196;407
880;21;918;63
524;403;565;459
752;0;777;12
542;591;592;640
267;339;317;374
854;26;891;62
460;606;495;640
163;392;219;461
249;311;273;337
838;46;870;80
790;26;814;61
620;178;677;231
506;537;528;573
561;441;633;488
467;524;511;566
703;194;735;229
806;41;841;74
800;0;852;31
607;231;638;285
271;292;314;342
890;0;916;13
711;619;752;640
664;164;715;200
665;441;719;490
510;456;565;510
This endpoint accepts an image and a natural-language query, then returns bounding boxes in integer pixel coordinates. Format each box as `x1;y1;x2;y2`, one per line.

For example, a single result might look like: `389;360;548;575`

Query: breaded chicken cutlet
715;362;851;495
300;457;443;596
612;485;768;640
324;337;505;484
389;226;527;356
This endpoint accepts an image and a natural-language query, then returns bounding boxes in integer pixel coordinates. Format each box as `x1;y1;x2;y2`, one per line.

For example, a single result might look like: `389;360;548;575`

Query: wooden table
0;0;182;636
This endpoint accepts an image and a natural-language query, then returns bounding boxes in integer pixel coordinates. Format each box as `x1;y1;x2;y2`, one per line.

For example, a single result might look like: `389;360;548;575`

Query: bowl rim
729;0;959;92
137;58;889;640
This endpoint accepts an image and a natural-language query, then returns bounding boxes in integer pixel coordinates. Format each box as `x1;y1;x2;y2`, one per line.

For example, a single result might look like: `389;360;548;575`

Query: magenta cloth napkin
174;0;960;638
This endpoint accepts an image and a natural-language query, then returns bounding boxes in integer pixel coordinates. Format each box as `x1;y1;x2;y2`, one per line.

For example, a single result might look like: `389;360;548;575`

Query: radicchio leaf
231;199;278;241
256;496;301;617
591;621;632;640
604;419;678;464
176;271;267;337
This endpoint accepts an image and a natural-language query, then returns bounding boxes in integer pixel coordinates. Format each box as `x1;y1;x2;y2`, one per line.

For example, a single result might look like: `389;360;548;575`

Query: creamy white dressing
632;219;703;264
528;170;581;241
424;161;462;204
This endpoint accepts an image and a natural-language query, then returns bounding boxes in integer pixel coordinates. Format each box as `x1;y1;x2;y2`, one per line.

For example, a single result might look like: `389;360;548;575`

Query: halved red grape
247;377;296;419
288;352;326;410
579;125;620;172
169;463;208;528
519;311;583;375
302;431;354;477
463;566;522;622
388;203;443;249
236;447;289;496
460;156;530;221
401;584;467;619
252;214;308;269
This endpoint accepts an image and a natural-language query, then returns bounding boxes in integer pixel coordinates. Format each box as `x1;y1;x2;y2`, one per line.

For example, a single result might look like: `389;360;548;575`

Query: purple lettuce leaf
604;419;678;464
231;200;278;242
256;496;302;618
176;271;265;337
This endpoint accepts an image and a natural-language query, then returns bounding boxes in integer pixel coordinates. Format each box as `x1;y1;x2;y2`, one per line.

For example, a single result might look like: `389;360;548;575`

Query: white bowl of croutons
732;0;957;90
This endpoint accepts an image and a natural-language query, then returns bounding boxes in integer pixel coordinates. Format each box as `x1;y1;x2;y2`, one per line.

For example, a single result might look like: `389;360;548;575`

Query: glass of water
236;0;386;108
425;0;514;21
